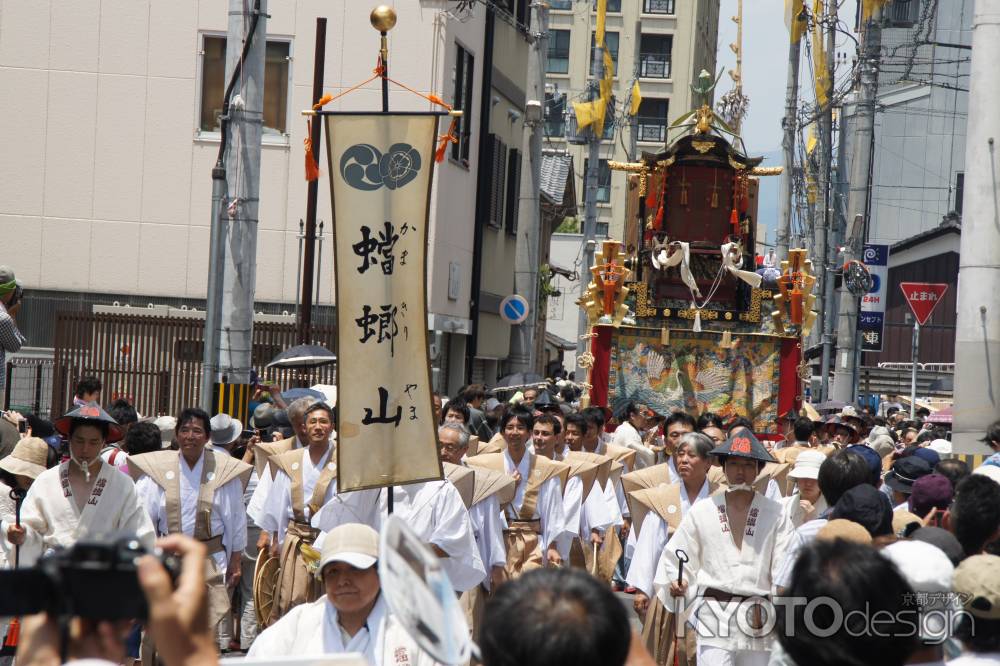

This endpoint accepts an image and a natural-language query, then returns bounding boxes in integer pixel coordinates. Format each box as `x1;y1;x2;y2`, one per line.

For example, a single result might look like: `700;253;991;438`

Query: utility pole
831;7;882;403
575;23;604;376
814;0;836;400
776;10;804;260
509;2;548;375
218;0;267;386
952;0;1000;455
201;0;267;410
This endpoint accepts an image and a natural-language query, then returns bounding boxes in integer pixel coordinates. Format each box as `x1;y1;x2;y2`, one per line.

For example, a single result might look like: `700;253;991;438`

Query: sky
713;0;860;245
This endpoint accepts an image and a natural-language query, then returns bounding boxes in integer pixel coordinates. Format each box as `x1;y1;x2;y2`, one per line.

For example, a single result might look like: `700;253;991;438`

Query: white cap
869;435;895;457
927;438;952;456
317;523;379;577
972;464;1000;485
788;450;826;480
882;540;958;643
153;416;177;449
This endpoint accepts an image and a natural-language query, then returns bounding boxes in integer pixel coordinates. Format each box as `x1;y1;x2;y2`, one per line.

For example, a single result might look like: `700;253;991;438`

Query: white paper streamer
721;241;762;289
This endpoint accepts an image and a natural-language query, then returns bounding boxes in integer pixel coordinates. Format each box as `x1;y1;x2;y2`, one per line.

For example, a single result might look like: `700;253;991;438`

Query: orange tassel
427;94;452;110
790;286;804;325
435;118;459;163
654;201;665;230
730;207;739;234
313;93;333;110
304;134;319;182
4;617;20;647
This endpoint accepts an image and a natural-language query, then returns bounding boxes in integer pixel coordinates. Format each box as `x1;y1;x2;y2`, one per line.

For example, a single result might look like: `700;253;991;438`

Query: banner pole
299;18;327;345
910;321;919;419
372;4;396;513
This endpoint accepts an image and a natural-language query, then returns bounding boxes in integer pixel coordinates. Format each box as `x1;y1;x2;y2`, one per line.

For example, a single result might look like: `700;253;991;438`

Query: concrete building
0;0;533;396
839;0;972;246
543;0;720;239
541;0;720;371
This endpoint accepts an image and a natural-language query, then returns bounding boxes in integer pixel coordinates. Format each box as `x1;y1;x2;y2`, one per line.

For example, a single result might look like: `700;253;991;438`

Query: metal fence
4;355;56;418
51;312;337;418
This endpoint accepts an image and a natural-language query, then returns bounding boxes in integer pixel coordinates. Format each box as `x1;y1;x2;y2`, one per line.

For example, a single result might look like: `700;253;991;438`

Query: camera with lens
0;536;179;620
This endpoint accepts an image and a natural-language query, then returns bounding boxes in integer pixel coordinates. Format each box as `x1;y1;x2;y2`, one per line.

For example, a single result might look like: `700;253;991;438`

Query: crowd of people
0;376;999;666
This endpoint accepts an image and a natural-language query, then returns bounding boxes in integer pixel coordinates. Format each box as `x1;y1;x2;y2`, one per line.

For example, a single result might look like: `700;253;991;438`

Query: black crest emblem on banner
340;143;422;191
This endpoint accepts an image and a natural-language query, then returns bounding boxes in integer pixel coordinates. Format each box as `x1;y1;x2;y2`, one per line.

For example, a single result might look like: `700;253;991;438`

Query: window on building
593;0;623;11
501;0;530;27
452;44;475;164
590;31;619;76
636;98;669;143
639;34;673;78
597;222;609;236
545;92;566;138
487;135;508;228
643;0;676;14
199;35;290;136
505;149;522;235
886;0;920;26
955;172;964;215
550;0;572;8
547;30;571;74
584;158;612;203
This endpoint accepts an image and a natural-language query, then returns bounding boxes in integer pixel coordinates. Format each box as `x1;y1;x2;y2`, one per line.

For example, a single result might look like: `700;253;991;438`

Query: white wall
849;0;972;246
546;232;586;369
0;0;480;328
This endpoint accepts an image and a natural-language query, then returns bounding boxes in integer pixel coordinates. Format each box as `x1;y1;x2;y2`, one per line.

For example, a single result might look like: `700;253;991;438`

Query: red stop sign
899;282;948;326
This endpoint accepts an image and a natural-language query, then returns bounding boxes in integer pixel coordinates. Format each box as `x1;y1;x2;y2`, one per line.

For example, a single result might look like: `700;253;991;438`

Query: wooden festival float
577;98;816;437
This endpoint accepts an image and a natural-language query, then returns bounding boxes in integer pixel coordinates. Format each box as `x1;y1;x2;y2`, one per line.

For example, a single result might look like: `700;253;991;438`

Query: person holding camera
0;266;26;408
13;533;219;666
5;404;156;566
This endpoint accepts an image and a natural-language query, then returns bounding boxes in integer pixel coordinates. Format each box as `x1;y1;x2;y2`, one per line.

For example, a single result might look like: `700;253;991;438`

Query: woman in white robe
249;523;436;666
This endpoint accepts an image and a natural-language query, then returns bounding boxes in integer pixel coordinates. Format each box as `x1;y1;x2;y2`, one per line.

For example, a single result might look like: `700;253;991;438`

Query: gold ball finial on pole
370;5;397;32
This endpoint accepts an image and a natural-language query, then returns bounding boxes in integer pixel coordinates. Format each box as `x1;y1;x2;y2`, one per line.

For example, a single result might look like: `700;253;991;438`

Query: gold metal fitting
370;5;397;32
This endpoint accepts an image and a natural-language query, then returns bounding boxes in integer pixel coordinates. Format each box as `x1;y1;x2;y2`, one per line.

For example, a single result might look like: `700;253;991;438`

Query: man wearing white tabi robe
131;407;252;633
655;428;795;666
5;404;155;565
439;423;512;594
467;409;568;576
556;413;621;570
377;475;486;593
626;432;720;666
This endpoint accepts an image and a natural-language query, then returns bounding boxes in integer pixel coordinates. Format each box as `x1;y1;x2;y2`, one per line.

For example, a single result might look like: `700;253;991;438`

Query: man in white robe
374;479;486;593
612;402;656;469
626;432;720;666
5;404;155;565
248;523;435;666
466;409;568;577
557;413;620;571
438;423;508;592
132;407;253;637
654;428;795;666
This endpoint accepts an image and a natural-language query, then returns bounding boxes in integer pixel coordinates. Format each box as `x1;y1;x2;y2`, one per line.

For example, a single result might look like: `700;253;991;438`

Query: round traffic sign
499;295;530;324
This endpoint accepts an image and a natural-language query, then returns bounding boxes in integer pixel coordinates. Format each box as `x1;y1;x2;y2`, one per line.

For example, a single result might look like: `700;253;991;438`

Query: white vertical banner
325;113;443;491
859;243;890;352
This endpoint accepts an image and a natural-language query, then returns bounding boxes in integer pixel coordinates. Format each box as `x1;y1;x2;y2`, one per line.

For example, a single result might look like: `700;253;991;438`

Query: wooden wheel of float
253;549;280;628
